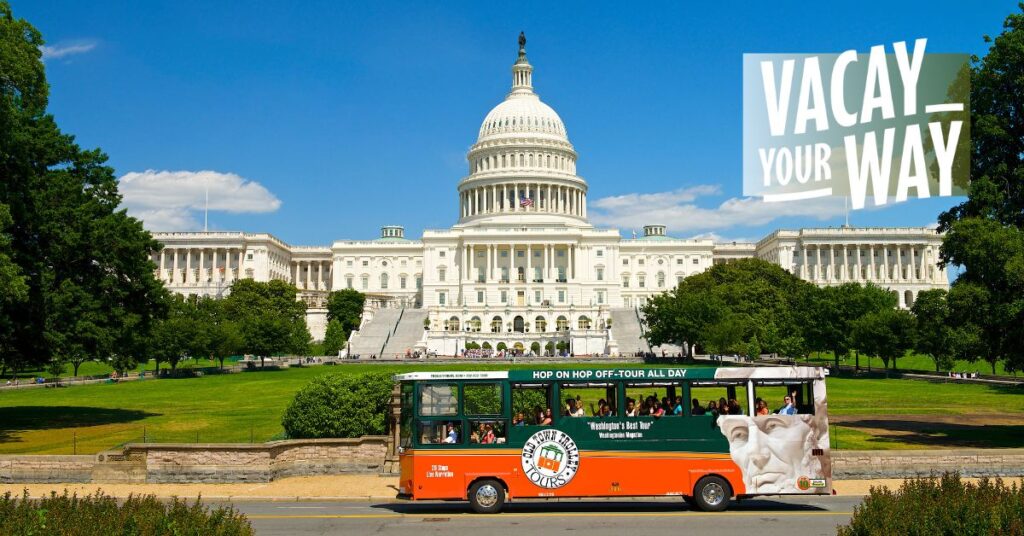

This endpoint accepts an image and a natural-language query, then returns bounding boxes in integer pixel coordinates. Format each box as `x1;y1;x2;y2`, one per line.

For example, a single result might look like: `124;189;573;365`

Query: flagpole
204;179;209;232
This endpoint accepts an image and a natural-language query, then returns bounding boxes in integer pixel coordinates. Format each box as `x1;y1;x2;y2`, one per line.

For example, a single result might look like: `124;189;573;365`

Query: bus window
468;420;507;445
754;381;815;415
625;382;683;417
419;383;458;416
689;381;749;416
419;421;462;445
512;383;552;425
464;382;503;416
400;382;414;448
559;383;617;418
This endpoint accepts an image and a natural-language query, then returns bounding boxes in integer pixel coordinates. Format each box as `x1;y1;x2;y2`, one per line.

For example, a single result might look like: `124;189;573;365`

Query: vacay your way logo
743;38;970;209
521;429;581;489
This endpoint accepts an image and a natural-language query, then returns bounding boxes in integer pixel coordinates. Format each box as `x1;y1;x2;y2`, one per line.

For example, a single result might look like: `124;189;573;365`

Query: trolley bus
395;366;831;513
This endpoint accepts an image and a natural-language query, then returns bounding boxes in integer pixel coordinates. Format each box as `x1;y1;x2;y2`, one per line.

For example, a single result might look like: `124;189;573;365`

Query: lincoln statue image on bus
394;366;832;513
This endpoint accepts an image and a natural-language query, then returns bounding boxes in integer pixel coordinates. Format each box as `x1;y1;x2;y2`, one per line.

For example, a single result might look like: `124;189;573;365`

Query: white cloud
40;41;96;60
589;184;848;235
119;170;282;231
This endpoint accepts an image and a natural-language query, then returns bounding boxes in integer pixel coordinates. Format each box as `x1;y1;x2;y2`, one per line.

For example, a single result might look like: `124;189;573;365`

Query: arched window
556;315;569;332
469;316;482;332
490;316;503;333
380;273;389;289
904;290;914;307
578;316;592;330
446;316;460;332
535;316;547;332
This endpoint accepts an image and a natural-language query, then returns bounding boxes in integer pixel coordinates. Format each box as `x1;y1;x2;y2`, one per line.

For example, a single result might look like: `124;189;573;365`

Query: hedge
0;491;252;535
281;372;393;438
837;473;1024;536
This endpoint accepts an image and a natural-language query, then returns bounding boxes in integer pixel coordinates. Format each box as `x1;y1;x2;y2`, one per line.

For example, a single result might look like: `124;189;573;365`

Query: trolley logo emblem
521;429;580;489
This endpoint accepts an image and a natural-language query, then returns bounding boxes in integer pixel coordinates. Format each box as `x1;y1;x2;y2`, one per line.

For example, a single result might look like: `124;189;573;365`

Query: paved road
230;496;860;536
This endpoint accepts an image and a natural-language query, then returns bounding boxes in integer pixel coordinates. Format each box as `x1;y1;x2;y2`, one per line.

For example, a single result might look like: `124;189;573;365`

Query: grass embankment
0;362;1021;454
4;358;235;381
802;351;1020;377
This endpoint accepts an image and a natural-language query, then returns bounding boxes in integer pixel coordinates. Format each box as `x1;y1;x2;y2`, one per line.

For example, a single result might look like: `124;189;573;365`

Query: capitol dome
457;33;587;226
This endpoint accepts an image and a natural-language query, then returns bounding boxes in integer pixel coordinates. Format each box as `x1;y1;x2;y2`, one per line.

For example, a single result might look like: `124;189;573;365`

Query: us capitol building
151;36;948;356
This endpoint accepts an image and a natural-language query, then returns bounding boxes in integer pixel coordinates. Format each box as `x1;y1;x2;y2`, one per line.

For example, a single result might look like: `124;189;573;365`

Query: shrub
0;490;252;535
837;473;1024;536
281;372;393;438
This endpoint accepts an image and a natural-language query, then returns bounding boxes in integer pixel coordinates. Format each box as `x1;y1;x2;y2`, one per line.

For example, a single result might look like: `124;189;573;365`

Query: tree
804;283;897;367
544;341;555;356
322;319;347;356
222;279;310;364
530;341;541;355
850;309;917;370
937;6;1024;373
496;342;508;351
281;372;393;438
644;259;819;357
326;289;365;335
911;289;956;372
0;3;168;373
0;205;28;376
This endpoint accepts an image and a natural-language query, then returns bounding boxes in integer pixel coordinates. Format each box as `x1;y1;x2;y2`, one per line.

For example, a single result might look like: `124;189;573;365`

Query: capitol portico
150;35;948;356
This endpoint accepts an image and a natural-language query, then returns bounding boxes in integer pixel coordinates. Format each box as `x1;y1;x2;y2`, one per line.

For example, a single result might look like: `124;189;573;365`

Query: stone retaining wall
4;444;1023;484
832;449;1024;479
1;437;388;484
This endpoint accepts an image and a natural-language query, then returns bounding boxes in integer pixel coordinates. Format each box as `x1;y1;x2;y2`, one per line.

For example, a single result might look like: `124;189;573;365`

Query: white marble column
895;246;902;280
909;247;916;281
159;249;166;280
185;249;192;285
814;246;821;281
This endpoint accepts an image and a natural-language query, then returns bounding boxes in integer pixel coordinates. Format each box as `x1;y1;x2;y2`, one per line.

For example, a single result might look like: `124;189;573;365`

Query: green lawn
802;351;1020;377
0;362;1021;454
4;357;238;381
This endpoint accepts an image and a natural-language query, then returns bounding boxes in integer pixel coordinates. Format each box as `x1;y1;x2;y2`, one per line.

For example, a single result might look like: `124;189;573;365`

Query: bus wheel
693;476;731;512
468;479;505;514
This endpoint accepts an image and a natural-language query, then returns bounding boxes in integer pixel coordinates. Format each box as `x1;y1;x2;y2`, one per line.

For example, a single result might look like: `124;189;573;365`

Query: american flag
520;197;534;207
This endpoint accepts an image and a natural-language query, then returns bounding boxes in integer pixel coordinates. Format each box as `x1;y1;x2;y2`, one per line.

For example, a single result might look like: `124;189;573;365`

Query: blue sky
17;1;1017;244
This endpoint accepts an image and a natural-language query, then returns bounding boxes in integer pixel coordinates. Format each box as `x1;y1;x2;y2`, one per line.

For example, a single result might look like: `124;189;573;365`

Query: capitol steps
609;308;649;355
382;309;428;356
346;309;402;357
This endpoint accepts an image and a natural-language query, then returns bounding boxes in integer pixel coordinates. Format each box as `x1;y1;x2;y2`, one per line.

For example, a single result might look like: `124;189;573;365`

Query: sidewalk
5;475;1015;501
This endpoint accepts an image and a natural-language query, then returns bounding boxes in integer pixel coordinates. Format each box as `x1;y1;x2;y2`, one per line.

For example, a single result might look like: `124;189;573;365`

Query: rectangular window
500;290;508;303
400;276;407;289
534;290;541;303
596;268;604;281
557;250;565;257
596;250;603;257
361;276;368;290
638;277;645;288
362;260;368;266
438;292;446;305
439;251;446;257
622;259;628;265
597;291;604;304
247;253;253;260
347;260;353;267
511;383;553;426
625;381;685;417
622;277;629;288
468;419;507;446
439;268;446;281
558;290;565;303
418;383;458;416
517;250;524;258
689;380;751;417
464;383;503;415
400;383;414;448
677;258;683;265
419;421;462;445
346;277;353;289
752;380;815;415
501;251;508;258
693;258;699;264
534;251;541;257
560;382;618;418
477;290;484;303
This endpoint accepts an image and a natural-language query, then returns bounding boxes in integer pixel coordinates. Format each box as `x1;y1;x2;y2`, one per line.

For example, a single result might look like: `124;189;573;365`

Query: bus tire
468;479;505;514
693;476;731;512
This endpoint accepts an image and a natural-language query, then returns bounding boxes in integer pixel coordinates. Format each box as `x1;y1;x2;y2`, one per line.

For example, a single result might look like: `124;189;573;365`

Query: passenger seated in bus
661;397;671;413
691;398;705;415
672;396;684;415
718;397;729;415
534;406;544;424
481;424;496;444
590;399;612;417
728;399;743;415
646;396;664;417
443;423;458;444
539;408;553;425
777;395;797;415
513;412;526;426
707;400;718;414
755;398;769;416
625;398;639;417
565;398;585;417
